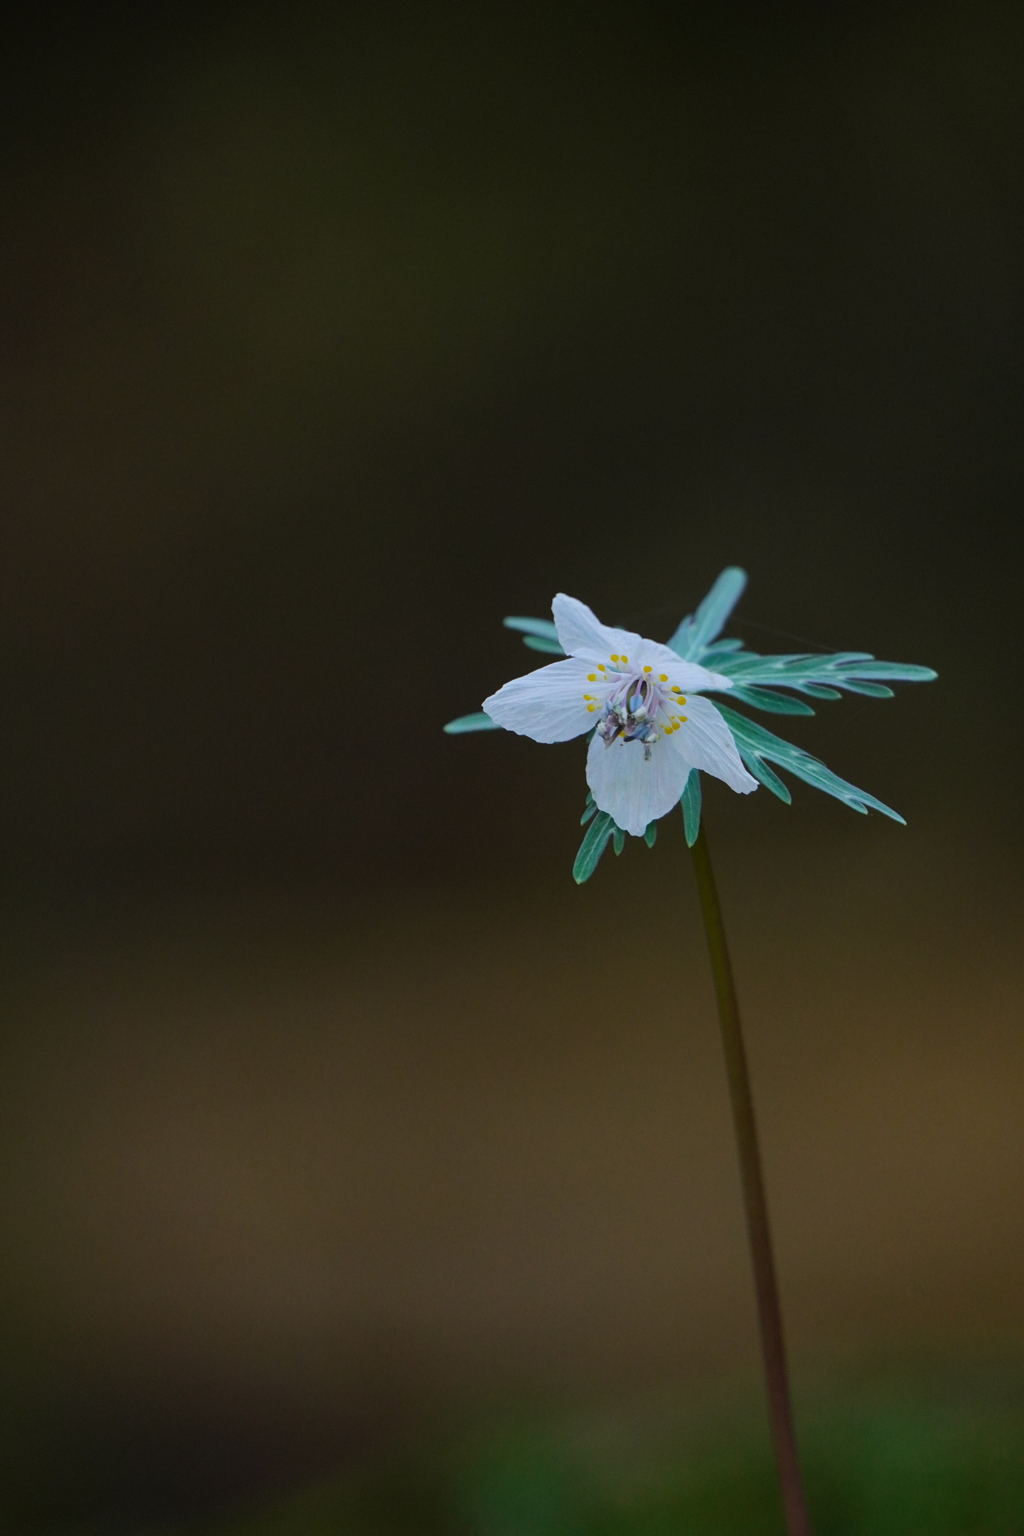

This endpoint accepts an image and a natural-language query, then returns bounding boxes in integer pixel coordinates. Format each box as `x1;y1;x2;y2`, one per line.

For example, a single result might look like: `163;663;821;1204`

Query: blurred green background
0;1;1022;1529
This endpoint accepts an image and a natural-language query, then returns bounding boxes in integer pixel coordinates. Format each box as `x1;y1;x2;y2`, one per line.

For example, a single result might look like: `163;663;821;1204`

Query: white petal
665;695;758;794
657;659;735;693
631;636;712;671
552;594;644;663
483;657;599;743
586;731;690;837
551;594;728;675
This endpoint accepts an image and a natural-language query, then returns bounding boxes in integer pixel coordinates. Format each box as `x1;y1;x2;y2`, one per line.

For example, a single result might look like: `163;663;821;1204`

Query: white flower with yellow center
482;594;757;836
446;567;937;881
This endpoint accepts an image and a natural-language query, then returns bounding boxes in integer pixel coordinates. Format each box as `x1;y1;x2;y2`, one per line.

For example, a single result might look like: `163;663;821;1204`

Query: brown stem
689;822;812;1536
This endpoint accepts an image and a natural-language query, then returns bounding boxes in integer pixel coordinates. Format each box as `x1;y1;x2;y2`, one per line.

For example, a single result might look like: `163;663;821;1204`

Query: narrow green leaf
613;827;626;855
740;751;792;803
799;683;843;700
838;680;895;698
681;769;702;846
522;635;566;655
712;647;936;697
443;712;499;733
727;685;815;716
580;800;598;825
503;615;559;640
716;702;904;822
668;567;748;659
644;821;657;848
838;661;937;681
573;811;615;883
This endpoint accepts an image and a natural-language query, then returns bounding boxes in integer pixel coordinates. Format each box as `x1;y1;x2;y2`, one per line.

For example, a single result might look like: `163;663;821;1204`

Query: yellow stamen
659;673;668;681
610;654;619;661
587;674;597;681
598;664;606;671
678;715;688;723
643;665;652;673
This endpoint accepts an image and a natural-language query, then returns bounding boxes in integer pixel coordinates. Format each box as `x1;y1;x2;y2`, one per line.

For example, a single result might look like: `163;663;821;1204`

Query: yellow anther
587;705;596;712
598;664;606;671
679;714;688;723
660;673;669;681
587;674;597;681
678;695;686;704
643;665;652;673
621;655;628;663
671;686;681;693
583;694;593;700
610;654;619;661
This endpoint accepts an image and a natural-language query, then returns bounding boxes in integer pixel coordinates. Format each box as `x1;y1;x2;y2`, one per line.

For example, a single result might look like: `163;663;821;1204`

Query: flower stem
689;822;812;1536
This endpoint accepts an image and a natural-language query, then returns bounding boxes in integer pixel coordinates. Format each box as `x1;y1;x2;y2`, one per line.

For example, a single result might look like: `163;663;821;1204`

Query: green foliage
504;616;566;656
449;1396;1024;1536
710;648;936;698
667;567;936;727
668;566;748;659
573;810;616;883
726;685;816;716
702;637;745;656
573;804;655;871
443;712;499;733
715;703;903;821
522;635;566;654
503;616;560;641
191;1377;1024;1536
681;768;702;846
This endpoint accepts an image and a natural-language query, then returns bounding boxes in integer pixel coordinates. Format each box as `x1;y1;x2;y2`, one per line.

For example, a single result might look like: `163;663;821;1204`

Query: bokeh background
0;1;1022;1529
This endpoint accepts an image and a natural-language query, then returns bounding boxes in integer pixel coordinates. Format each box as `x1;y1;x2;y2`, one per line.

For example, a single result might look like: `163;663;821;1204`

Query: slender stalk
689;822;812;1536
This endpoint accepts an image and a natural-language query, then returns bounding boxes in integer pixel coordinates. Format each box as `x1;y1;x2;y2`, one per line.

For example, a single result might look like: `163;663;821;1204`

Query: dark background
0;1;1021;1527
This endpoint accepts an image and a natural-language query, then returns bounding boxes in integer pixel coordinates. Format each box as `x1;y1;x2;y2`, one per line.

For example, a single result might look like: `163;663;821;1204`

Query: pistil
597;673;661;759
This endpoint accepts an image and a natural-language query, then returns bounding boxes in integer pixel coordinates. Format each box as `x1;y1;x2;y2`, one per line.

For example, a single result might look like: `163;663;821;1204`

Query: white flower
483;594;757;836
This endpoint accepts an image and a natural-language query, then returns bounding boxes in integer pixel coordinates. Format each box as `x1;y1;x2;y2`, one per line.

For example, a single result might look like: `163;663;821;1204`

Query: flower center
582;658;688;761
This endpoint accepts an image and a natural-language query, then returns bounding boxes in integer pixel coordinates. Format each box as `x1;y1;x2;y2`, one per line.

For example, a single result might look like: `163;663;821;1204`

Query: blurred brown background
0;0;1021;1525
